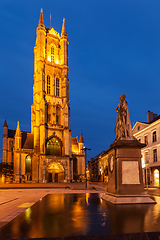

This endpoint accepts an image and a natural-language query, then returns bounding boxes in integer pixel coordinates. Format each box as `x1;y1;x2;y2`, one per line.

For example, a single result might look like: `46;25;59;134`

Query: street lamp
81;146;91;188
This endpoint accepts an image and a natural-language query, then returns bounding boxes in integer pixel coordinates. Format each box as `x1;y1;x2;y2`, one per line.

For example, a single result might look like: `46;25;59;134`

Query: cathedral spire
79;130;84;143
61;18;67;37
38;8;44;28
3;118;8;128
16;121;21;136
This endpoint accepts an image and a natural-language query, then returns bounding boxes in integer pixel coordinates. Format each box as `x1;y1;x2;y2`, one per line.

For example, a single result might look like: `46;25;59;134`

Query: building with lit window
133;111;160;187
2;9;85;183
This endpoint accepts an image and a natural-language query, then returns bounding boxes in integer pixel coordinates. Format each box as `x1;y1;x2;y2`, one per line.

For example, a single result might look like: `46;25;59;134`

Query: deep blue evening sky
1;0;160;162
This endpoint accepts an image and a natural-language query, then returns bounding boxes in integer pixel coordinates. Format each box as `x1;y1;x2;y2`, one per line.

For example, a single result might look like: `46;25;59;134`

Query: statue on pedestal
101;94;155;204
115;94;133;140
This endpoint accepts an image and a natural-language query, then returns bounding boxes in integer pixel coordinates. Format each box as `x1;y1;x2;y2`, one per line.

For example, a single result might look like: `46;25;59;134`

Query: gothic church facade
2;9;85;183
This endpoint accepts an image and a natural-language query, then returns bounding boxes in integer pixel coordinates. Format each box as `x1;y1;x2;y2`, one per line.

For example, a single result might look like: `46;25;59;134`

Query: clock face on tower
109;155;114;173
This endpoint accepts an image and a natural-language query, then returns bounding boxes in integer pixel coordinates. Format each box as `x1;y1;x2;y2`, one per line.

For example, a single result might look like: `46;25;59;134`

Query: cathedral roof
8;129;34;149
22;132;34;149
8;129;16;138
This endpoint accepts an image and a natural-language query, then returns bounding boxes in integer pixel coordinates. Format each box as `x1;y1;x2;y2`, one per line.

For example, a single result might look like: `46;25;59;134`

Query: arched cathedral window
56;78;60;96
47;75;50;94
26;155;31;173
46;137;61;156
51;47;54;63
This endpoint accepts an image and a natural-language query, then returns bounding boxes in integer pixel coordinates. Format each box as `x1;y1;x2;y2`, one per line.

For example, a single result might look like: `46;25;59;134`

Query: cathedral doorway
48;173;52;182
54;173;58;182
47;162;64;182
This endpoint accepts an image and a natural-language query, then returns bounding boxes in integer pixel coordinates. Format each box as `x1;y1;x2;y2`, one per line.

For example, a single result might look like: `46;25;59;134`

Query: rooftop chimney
147;111;158;123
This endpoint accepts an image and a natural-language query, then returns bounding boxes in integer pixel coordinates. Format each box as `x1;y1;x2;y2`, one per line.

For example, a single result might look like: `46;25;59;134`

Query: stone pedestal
102;138;155;204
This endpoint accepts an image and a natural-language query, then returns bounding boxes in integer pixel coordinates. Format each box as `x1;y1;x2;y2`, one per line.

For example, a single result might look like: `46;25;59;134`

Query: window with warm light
153;131;157;142
154;169;159;186
47;75;50;94
46;137;61;156
153;149;157;162
26;155;31;173
56;78;60;96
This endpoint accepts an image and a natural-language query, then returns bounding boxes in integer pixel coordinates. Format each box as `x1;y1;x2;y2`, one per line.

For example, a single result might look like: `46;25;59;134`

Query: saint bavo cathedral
2;9;85;183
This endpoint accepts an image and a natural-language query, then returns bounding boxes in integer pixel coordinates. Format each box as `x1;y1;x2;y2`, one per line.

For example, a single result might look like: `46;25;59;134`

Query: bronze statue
115;94;133;140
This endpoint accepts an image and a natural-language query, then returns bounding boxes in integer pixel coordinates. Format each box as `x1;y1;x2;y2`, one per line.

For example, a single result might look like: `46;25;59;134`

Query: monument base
107;138;146;195
101;192;156;204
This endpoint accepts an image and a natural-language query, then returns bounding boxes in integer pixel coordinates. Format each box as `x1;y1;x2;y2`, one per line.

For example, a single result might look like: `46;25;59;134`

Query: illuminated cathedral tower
31;9;72;182
2;9;85;183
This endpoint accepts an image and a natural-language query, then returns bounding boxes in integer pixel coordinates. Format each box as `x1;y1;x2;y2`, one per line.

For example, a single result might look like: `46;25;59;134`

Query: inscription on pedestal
122;161;140;184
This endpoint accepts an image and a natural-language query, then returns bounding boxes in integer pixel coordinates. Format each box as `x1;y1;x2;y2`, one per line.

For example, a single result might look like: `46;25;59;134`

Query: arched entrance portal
47;162;64;182
154;169;159;187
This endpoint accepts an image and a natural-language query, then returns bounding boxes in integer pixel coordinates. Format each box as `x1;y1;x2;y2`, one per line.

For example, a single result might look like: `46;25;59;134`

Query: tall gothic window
47;75;50;94
56;78;60;96
46;137;61;156
56;105;61;124
51;47;54;63
26;155;31;173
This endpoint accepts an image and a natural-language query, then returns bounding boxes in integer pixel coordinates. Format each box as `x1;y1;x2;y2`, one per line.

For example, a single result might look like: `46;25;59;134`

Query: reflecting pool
0;193;160;239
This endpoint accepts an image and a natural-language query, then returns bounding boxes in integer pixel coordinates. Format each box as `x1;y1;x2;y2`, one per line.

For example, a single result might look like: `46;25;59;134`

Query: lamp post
146;166;148;192
82;147;91;188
